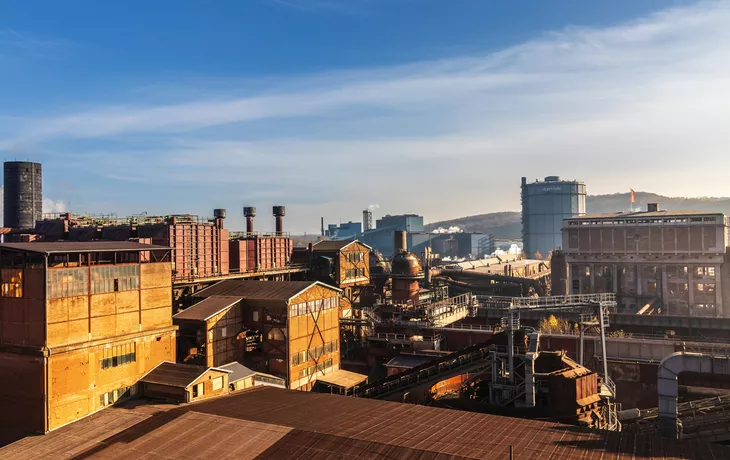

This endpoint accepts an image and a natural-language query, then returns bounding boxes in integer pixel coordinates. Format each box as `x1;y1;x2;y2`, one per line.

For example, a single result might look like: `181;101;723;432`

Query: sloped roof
219;362;256;383
4;386;728;459
312;239;372;252
172;296;242;322
195;280;340;302
139;362;229;388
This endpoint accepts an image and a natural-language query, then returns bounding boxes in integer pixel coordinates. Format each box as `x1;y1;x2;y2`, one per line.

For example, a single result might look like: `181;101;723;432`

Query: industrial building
138;361;231;403
326;221;362;240
310;239;371;315
34;211;230;282
360;213;424;256
3;386;725;459
177;280;348;391
562;204;730;317
410;231;495;260
522;176;586;259
0;241;177;444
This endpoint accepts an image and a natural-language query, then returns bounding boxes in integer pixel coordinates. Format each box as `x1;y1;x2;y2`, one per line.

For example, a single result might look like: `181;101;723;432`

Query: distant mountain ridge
426;192;730;240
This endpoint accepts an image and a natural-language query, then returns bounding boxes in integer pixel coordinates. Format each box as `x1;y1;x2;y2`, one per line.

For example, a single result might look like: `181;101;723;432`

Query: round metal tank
272;205;286;217
243;206;256;217
545;176;560;182
391;252;423;277
213;208;227;219
3;161;42;229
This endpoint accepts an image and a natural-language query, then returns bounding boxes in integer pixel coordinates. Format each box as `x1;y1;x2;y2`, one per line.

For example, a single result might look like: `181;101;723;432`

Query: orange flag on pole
630;189;636;204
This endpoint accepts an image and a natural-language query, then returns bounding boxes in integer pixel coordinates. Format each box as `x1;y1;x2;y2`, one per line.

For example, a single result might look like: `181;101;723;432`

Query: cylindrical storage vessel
213;208;227;219
4;161;42;229
393;230;407;254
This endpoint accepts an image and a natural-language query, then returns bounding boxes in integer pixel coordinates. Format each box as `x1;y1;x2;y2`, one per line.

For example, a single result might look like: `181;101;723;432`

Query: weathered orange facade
187;280;342;391
0;242;176;444
310;240;371;315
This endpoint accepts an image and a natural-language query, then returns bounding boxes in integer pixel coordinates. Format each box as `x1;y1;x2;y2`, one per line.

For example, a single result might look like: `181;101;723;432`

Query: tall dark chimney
4;161;42;229
273;206;285;235
321;217;325;237
394;230;407;254
243;206;256;233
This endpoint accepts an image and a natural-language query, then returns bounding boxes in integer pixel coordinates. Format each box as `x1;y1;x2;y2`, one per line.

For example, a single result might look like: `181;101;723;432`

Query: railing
229;231;291;238
368;333;441;343
433;323;494;332
172;264;309;282
511;293;616;308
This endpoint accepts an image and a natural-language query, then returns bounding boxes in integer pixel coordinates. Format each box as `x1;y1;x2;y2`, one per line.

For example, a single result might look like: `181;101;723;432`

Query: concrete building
361;214;424;256
180;280;345;391
522;176;586;258
326;221;362;240
0;241;177;444
410;232;495;259
562;204;730;317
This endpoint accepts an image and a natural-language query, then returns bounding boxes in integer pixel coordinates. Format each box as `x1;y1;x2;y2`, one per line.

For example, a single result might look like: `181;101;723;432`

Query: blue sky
0;0;728;232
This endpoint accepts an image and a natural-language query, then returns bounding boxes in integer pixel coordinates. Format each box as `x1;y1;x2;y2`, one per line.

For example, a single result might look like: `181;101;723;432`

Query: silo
4;161;42;229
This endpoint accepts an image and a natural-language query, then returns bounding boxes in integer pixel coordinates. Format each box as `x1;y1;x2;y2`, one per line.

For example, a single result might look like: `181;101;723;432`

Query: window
100;342;136;370
47;268;89;299
267;328;286;341
99;385;131;407
212;376;224;391
1;269;23;298
90;265;139;295
220;327;227;338
253;310;259;322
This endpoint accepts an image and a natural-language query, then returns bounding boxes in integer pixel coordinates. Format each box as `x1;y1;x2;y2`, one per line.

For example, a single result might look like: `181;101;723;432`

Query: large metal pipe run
657;352;730;439
244;206;256;233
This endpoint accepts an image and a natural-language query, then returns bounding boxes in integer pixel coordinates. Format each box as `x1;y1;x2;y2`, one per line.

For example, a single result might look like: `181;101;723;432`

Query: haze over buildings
1;1;730;232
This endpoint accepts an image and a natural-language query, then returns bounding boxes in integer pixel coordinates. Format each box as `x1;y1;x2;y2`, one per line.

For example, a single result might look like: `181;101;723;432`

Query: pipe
657;352;730;439
273;206;285;235
394;230;407;254
243;207;256;234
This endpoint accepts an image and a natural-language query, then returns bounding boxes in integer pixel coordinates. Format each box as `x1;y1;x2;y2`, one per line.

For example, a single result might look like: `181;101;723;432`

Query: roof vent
647;203;659;212
544;176;560;182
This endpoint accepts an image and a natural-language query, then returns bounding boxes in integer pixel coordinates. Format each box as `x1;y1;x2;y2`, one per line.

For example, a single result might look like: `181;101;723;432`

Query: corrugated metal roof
219;362;256;383
172;296;242;322
139;362;216;388
316;369;368;389
2;386;729;459
0;241;171;254
385;354;438;369
313;239;372;252
195;280;340;302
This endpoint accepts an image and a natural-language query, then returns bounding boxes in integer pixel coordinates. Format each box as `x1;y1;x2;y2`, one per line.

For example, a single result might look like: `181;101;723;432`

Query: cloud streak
1;1;729;231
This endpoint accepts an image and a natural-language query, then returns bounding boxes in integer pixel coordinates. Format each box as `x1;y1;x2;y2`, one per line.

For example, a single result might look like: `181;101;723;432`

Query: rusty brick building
310;240;371;316
0;242;177;444
175;280;344;391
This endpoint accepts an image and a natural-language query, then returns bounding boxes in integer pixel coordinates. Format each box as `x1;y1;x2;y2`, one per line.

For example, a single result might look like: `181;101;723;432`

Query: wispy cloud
1;1;729;230
0;30;70;64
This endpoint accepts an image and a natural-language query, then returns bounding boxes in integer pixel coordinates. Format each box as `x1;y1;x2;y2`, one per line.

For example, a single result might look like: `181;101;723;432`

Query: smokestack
363;209;373;231
273;206;285;235
4;161;42;229
321;217;325;237
243;206;256;234
394;230;407;254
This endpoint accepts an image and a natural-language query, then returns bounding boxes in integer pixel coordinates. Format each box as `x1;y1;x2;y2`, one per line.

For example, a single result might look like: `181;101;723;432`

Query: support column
590;264;595;293
661;266;669;314
688;266;695;312
716;264;723;317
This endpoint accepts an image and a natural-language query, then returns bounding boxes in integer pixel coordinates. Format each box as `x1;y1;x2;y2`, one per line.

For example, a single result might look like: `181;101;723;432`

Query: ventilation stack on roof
3;161;42;230
273;206;285;235
393;230;407;254
244;207;256;234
